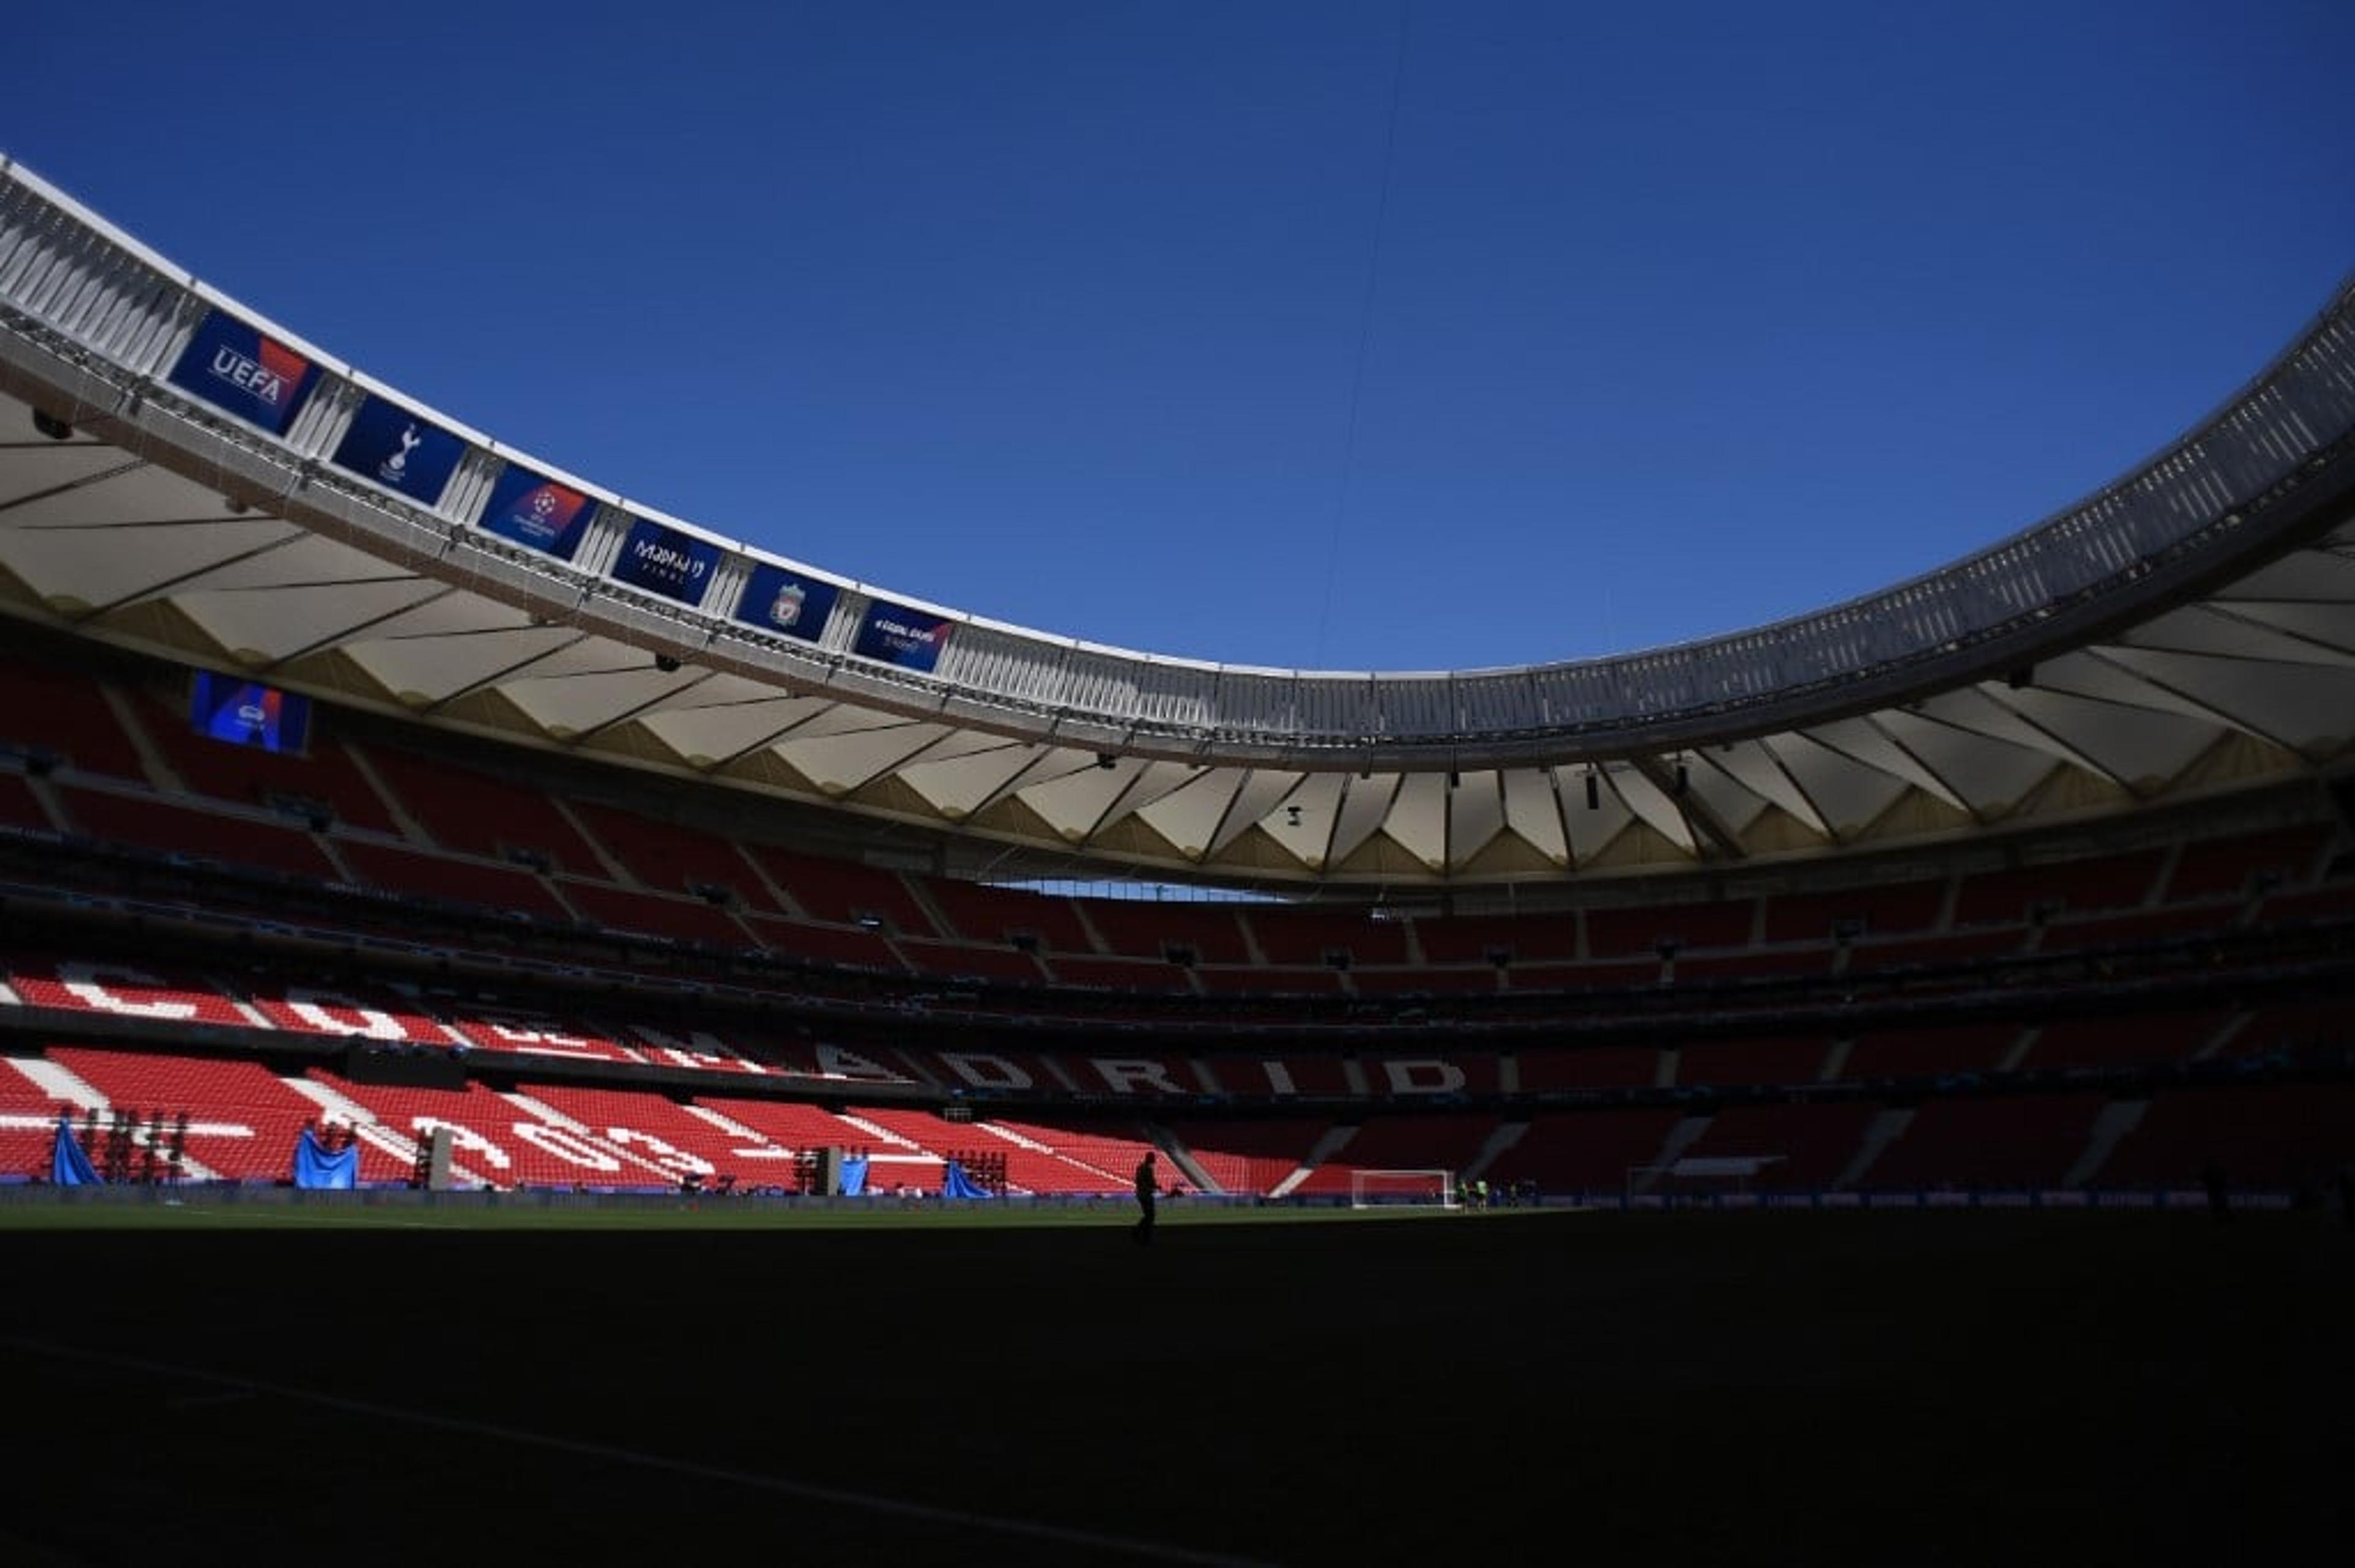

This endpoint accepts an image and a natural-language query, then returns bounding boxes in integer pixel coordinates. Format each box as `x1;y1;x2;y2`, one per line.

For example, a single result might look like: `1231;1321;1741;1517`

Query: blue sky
10;2;2353;672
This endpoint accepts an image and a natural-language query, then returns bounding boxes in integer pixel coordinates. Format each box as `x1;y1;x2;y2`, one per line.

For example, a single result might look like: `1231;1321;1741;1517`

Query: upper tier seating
1083;900;1251;965
1676;1034;1837;1087
564;801;775;908
1244;907;1412;967
1587;898;1758;957
736;912;905;971
1347;965;1501;994
2162;825;2331;900
556;879;759;949
0;661;145;780
1762;879;1946;943
2022;1012;2227;1071
893;938;1049;985
1040;952;1196;992
1840;1025;2024;1080
56;786;339;881
743;844;937;934
353;744;607;873
1951;851;2166;927
334;839;573;922
0;771;52;832
1511;1046;1663;1092
1411;909;1580;965
921;879;1095;953
1193;965;1342;996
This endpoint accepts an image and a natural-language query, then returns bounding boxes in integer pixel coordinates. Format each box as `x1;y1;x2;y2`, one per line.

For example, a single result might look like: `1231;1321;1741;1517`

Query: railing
4;154;2351;760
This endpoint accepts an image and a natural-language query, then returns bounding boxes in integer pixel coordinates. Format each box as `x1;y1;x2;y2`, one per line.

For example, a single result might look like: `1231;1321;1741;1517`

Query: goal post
1349;1168;1460;1209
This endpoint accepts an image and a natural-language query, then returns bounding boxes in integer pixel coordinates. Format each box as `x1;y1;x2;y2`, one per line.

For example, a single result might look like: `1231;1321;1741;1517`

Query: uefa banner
166;309;321;437
852;598;955;673
611;516;722;608
734;561;840;643
329;394;466;507
476;462;595;560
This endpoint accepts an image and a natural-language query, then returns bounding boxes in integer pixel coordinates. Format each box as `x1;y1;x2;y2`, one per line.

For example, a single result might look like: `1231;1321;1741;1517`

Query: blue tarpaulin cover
838;1155;868;1196
294;1125;359;1190
51;1115;99;1186
941;1160;993;1199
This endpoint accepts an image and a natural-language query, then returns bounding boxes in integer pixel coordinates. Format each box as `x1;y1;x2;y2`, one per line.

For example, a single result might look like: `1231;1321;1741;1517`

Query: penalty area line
1;1336;1269;1567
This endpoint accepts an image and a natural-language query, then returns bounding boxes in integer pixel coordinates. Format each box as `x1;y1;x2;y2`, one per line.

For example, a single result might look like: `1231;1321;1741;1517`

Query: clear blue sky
10;2;2353;672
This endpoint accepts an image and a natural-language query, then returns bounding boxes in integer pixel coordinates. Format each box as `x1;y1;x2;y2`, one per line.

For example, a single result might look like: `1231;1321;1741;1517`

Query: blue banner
942;1160;994;1199
477;463;595;560
293;1125;359;1190
166;308;321;436
612;516;721;608
735;562;839;643
853;599;955;672
50;1115;99;1186
329;394;465;507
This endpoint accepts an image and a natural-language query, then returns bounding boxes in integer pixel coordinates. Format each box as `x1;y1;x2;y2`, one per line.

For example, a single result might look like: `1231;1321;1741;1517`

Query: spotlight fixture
2007;666;2034;690
654;654;681;673
31;409;73;440
1095;753;1117;770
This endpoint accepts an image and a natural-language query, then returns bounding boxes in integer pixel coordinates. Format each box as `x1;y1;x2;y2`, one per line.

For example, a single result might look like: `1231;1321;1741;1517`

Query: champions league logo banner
735;562;840;643
612;516;721;608
165;309;321;437
329;394;465;507
852;599;955;673
477;463;595;560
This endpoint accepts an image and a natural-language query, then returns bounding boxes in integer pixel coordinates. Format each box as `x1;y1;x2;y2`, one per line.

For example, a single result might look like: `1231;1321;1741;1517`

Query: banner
166;308;320;436
852;599;955;673
50;1115;99;1186
477;462;595;560
735;562;839;643
611;516;721;608
329;394;465;507
293;1125;359;1190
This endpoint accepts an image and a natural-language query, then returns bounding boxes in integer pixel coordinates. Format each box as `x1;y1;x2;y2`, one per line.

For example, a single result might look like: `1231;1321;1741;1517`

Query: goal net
1349;1168;1460;1209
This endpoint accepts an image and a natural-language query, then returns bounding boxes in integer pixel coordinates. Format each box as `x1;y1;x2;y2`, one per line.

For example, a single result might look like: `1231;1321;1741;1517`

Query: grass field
3;1204;2347;1566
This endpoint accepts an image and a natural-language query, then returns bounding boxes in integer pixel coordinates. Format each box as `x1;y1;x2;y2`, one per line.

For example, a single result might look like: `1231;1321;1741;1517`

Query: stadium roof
4;158;2353;890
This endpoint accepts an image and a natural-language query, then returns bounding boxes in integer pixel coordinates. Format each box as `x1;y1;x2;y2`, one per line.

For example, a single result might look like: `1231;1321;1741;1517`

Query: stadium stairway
1149;1126;1220;1195
1461;1119;1528;1185
2063;1098;2149;1188
1270;1122;1358;1198
1628;1115;1715;1195
1836;1108;1914;1190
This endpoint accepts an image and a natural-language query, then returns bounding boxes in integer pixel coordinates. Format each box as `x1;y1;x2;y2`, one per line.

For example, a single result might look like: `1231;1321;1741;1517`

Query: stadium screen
189;671;311;755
